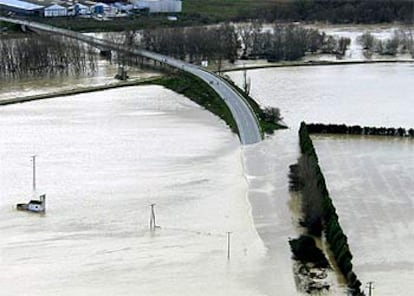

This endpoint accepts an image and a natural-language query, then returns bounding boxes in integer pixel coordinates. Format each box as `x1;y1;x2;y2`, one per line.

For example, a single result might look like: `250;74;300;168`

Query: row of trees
0;35;97;80
358;30;414;57
288;122;363;295
306;123;414;137
140;23;239;65
136;23;351;66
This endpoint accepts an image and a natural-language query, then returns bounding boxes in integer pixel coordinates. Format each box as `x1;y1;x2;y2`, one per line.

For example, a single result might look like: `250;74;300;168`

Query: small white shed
44;4;67;17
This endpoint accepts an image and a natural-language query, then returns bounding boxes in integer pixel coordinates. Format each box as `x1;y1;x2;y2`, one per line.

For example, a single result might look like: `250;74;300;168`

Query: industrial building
0;0;44;15
0;0;181;18
44;4;67;17
132;0;181;13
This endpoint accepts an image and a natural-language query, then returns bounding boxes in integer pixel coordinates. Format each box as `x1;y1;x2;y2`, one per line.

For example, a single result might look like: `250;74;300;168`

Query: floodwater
228;62;414;296
0;59;158;102
313;135;414;296
0;86;273;295
1;27;413;296
306;24;413;61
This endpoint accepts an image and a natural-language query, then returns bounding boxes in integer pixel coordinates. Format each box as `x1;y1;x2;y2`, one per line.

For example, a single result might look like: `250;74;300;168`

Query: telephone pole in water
366;281;374;296
226;232;232;260
149;203;156;231
31;155;36;193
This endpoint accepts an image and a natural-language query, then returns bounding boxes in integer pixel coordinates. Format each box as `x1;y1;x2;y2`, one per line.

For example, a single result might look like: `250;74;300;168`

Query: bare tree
0;35;97;80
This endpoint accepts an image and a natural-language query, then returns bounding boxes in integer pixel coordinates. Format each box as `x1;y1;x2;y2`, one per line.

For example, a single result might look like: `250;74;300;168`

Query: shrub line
306;122;414;138
295;122;364;295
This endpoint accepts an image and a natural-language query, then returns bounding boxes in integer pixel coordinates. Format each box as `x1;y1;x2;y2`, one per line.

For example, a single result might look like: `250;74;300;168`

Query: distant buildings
0;0;181;17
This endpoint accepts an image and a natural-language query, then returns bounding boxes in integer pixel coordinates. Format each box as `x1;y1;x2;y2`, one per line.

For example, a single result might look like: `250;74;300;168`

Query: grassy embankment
222;76;286;134
0;21;21;33
182;0;287;22
152;72;285;138
150;72;239;135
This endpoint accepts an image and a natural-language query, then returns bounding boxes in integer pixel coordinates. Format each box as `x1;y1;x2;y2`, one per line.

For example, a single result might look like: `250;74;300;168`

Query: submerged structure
16;194;46;213
16;155;46;213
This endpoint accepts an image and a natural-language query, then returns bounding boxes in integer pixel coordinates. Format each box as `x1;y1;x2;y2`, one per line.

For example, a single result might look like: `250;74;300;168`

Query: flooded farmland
0;86;274;296
313;135;414;296
228;62;414;296
0;25;413;295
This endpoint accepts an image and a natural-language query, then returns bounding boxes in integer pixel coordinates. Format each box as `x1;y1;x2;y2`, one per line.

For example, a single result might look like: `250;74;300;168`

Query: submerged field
313;135;414;296
228;62;414;295
0;86;271;296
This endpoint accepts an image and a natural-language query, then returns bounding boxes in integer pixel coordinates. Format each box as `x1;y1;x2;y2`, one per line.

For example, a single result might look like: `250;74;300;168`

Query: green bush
289;235;330;268
152;72;238;135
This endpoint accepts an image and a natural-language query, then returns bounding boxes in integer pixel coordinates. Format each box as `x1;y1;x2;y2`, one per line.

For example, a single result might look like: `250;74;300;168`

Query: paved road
0;17;262;145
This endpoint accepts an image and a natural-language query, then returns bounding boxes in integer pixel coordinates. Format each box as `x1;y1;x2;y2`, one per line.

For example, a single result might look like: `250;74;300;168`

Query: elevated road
0;17;262;145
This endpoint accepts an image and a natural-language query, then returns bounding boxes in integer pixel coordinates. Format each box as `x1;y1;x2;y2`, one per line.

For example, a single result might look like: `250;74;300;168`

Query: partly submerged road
0;17;262;145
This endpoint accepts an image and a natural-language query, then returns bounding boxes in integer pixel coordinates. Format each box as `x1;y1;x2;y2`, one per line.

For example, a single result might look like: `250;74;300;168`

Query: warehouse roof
0;0;44;11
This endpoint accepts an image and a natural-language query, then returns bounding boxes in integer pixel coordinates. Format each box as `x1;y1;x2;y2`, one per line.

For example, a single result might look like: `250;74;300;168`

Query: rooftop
0;0;44;10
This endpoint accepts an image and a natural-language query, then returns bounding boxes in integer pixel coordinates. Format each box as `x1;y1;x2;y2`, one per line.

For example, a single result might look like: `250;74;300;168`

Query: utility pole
31;155;36;193
226;232;232;260
149;203;160;231
366;281;374;296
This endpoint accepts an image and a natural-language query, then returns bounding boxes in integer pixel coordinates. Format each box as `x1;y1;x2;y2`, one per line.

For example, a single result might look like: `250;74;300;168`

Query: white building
91;2;117;16
27;195;45;212
0;0;44;16
133;0;181;13
75;3;90;15
44;4;67;17
16;194;46;213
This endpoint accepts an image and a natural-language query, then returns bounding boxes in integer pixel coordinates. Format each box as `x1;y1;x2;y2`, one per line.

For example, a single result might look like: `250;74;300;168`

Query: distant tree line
306;123;414;137
240;24;351;61
288;122;363;295
140;23;239;66
0;35;97;80
137;23;351;66
358;30;414;57
246;0;414;24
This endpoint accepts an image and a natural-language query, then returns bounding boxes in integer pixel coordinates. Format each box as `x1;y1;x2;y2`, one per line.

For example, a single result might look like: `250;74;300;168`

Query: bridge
0;17;262;145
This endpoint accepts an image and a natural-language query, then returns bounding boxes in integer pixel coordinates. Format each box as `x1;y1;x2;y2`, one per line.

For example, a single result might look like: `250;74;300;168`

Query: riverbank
0;77;162;106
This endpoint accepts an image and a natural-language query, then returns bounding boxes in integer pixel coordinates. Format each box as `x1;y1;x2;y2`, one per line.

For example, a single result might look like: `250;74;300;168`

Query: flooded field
0;59;158;102
1;25;413;296
313;135;414;296
228;62;414;295
0;86;275;296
